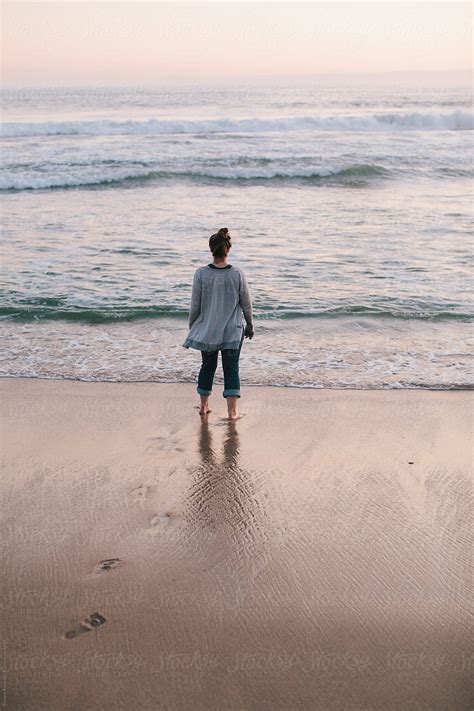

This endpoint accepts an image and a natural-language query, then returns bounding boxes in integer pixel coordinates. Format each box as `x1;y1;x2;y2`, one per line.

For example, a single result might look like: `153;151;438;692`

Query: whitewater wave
1;109;472;138
0;163;390;191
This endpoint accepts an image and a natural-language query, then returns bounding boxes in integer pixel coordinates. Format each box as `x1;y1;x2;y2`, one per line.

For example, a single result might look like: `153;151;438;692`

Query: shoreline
2;378;472;710
1;374;472;392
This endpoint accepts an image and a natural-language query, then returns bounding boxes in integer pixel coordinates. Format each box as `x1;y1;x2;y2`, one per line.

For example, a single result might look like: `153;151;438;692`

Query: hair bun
209;228;231;258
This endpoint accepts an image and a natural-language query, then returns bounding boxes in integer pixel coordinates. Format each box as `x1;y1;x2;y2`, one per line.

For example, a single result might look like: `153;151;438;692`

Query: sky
2;1;472;87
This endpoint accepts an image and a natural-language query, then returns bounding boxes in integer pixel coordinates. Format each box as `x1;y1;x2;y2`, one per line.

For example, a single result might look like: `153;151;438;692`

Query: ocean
1;81;473;389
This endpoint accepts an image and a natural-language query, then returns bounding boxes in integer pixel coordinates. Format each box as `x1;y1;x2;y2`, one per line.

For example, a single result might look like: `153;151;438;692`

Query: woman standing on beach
182;228;254;420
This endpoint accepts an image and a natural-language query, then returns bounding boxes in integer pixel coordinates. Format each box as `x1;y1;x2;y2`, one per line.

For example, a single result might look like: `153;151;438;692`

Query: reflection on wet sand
185;420;264;548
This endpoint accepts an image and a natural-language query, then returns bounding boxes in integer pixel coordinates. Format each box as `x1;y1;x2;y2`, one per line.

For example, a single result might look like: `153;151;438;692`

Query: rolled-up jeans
196;328;244;398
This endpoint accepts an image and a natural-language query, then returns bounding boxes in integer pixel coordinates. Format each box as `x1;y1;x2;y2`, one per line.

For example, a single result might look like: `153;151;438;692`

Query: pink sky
3;1;472;86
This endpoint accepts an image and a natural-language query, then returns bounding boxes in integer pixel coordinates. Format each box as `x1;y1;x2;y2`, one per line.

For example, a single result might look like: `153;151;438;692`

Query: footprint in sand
146;435;185;454
147;511;183;535
64;612;107;640
132;484;152;506
95;558;123;574
150;512;173;527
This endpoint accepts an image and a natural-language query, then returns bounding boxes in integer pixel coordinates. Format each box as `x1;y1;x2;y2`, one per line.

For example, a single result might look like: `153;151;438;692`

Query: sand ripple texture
2;378;472;710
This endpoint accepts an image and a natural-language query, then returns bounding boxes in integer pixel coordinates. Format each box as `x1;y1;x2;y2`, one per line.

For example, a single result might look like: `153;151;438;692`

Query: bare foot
196;405;212;415
225;412;246;420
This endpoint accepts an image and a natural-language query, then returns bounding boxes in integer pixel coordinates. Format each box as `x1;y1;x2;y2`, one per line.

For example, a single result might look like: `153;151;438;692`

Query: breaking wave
1;301;471;324
0;163;390;191
2;109;473;138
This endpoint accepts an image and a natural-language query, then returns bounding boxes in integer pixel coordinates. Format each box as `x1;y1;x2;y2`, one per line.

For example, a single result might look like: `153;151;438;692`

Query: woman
182;228;254;420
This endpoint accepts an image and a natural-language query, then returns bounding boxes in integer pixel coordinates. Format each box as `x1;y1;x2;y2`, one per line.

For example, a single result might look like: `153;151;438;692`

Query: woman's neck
213;259;228;267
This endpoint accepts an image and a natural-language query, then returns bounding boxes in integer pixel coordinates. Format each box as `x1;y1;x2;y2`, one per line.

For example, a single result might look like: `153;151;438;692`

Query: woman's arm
239;270;254;330
188;269;202;328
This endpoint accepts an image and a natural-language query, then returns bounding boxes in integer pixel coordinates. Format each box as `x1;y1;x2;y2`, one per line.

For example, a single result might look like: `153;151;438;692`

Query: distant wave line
1;109;472;137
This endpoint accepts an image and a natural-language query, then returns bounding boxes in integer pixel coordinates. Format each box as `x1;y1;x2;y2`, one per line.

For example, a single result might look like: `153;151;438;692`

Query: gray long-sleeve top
182;263;254;351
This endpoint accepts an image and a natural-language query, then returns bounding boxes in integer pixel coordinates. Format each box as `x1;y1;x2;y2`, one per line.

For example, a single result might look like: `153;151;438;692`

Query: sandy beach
1;377;472;710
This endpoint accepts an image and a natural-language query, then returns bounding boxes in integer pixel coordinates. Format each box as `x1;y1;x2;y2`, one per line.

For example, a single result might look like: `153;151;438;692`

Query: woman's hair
209;227;231;259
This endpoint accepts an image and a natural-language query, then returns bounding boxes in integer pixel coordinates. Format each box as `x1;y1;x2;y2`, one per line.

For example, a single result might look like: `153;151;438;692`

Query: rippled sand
2;378;472;710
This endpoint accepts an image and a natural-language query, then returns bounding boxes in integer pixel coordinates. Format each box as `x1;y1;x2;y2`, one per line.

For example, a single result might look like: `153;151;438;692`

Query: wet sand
1;377;472;710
